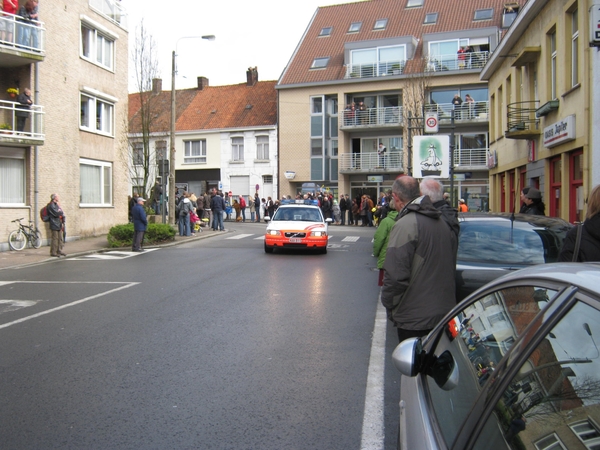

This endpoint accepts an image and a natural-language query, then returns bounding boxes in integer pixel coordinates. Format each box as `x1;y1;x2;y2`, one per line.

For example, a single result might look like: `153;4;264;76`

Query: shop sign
543;115;575;148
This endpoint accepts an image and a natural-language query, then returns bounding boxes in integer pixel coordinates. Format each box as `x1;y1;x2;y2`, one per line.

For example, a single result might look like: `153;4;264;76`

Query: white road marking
0;282;138;330
360;295;387;450
67;249;158;260
342;236;360;242
226;234;254;240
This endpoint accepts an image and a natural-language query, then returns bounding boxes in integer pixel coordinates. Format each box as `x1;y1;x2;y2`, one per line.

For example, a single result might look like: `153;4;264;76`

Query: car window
425;285;560;448
272;208;322;222
473;298;600;450
458;222;567;265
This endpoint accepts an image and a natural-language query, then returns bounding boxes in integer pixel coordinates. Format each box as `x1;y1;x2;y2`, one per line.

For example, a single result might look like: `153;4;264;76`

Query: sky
123;0;365;93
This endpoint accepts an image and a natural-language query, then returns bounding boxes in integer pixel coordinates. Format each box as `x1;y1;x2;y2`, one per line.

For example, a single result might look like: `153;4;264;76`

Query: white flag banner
412;135;450;178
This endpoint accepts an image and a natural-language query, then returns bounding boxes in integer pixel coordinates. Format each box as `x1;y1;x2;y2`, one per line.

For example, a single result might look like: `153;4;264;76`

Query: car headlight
311;230;326;237
267;230;280;236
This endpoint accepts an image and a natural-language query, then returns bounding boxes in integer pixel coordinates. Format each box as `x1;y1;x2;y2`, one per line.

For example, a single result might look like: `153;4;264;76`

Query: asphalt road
0;223;401;449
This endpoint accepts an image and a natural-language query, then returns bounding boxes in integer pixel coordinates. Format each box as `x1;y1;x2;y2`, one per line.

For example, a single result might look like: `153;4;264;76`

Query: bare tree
128;20;161;201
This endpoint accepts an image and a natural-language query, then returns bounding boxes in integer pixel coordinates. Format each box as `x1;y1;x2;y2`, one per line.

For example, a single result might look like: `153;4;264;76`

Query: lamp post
169;35;215;225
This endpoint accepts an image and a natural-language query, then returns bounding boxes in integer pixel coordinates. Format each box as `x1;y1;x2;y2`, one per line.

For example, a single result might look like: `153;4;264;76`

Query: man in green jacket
381;176;456;343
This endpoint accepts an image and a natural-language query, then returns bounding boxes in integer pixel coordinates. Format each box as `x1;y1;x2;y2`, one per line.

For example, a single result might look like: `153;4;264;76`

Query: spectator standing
377;143;387;168
339;195;347;225
131;197;147;252
559;184;600;262
248;195;256;222
15;87;32;132
128;192;139;222
381;176;456;342
351;199;360;225
519;187;531;213
321;195;331;220
458;198;468;213
239;195;246;222
233;199;241;222
210;191;226;231
151;180;162;215
254;193;261;222
332;200;341;225
266;196;275;218
373;197;398;286
421;177;459;263
177;192;192;236
521;188;545;215
345;194;353;225
47;193;66;257
2;0;17;44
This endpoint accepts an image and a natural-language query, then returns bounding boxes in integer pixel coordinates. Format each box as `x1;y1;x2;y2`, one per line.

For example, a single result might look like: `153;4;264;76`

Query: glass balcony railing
89;0;127;28
0;13;45;53
425;101;489;122
0;100;44;140
345;60;405;79
425;51;489;72
339;151;404;173
341;106;403;127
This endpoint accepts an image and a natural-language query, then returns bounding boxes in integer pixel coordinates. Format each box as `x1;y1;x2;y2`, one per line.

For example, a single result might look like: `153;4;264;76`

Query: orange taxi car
264;200;332;254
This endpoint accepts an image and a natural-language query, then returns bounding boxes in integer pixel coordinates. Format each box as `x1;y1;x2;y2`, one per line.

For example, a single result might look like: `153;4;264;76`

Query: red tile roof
278;0;525;86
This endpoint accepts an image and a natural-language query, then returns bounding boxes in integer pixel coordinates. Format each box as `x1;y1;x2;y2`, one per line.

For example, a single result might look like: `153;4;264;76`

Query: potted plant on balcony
6;88;19;99
0;123;13;134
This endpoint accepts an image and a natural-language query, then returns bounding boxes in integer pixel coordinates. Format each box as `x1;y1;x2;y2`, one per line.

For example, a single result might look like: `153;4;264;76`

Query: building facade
0;0;129;250
276;0;524;208
481;0;593;222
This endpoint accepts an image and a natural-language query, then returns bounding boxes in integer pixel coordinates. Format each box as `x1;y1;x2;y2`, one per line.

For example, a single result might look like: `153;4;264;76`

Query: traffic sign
425;113;438;133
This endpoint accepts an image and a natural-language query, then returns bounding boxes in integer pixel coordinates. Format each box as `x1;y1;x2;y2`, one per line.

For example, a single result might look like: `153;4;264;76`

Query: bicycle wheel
32;230;42;249
8;230;26;251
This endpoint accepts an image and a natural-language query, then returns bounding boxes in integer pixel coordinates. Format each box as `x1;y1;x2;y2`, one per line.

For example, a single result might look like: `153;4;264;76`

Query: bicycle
8;218;42;251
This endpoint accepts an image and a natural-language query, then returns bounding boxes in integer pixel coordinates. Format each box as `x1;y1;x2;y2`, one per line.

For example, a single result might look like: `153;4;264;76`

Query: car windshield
272;207;322;222
457;220;569;265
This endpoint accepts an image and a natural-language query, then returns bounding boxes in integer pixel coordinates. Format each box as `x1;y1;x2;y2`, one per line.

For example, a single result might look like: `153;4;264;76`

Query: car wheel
264;244;274;254
319;246;328;255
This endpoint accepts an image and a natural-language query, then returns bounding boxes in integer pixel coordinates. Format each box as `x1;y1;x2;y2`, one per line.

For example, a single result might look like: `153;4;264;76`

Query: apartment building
481;0;593;222
276;0;524;209
0;0;129;250
128;68;278;204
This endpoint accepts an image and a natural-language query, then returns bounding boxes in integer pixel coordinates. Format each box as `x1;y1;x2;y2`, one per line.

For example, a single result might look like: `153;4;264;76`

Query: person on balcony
15;87;32;133
457;46;466;69
377;143;387;168
358;101;367;125
2;0;17;44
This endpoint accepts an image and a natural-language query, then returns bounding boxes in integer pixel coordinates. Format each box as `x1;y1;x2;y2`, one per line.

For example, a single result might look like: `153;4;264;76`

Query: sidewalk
0;228;220;271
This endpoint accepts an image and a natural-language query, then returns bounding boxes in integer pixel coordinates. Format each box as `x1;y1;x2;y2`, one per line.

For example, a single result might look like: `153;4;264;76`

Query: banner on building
412;135;449;178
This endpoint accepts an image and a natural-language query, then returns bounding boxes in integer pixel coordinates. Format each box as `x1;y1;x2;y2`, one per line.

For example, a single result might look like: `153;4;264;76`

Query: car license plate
289;238;302;243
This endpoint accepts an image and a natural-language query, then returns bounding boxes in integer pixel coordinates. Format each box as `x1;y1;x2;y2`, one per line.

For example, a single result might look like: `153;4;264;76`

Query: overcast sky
123;0;365;93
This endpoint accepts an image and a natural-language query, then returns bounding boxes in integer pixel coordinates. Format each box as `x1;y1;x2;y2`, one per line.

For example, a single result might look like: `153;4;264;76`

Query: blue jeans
179;214;191;236
250;211;255;221
241;208;246;222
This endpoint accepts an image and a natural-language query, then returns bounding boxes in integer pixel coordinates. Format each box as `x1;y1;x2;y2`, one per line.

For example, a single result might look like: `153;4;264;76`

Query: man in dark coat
131;197;148;252
47;193;66;257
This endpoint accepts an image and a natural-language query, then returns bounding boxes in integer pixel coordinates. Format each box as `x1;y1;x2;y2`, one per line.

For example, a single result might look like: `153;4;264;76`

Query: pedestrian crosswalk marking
67;249;158;260
342;236;360;242
226;234;254;240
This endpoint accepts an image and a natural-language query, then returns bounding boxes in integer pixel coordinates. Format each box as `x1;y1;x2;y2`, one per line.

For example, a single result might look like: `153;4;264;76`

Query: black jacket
558;214;600;262
47;201;65;231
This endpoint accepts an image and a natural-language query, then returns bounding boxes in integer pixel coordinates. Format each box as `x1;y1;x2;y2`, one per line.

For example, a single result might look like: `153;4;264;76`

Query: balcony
425;102;489;124
344;60;405;79
89;0;128;29
0;100;45;144
339;151;404;174
341;106;403;129
453;148;488;170
425;51;489;72
506;101;540;140
0;13;45;63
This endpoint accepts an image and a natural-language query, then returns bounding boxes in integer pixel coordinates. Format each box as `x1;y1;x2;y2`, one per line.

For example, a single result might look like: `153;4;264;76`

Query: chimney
197;76;209;90
152;78;162;95
246;67;258;86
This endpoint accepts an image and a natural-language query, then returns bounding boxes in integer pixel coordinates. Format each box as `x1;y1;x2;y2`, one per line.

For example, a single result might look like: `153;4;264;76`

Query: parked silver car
393;263;600;450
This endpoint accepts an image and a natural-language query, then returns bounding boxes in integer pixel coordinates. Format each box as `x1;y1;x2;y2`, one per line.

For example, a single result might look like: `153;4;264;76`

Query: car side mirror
427;350;459;391
391;337;422;377
265;217;271;222
325;218;333;223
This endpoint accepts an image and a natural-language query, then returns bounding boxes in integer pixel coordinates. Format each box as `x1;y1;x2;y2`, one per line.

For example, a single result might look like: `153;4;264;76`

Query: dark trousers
340;210;346;225
132;230;145;251
397;327;431;343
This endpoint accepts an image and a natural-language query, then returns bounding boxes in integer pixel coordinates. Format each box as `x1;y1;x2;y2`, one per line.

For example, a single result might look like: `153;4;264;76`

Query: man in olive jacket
381;176;456;343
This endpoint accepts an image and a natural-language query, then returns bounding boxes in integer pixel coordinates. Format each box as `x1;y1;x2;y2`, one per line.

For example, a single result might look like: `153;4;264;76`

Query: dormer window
424;13;438;24
348;22;362;33
311;57;330;69
373;19;388;30
319;27;332;37
474;8;494;20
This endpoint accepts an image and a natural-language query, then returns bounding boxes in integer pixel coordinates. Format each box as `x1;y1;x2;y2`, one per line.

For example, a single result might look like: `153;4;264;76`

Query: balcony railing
89;0;127;28
453;148;488;169
344;60;405;79
425;101;489;123
0;13;45;53
425;51;489;72
506;101;540;139
0;100;44;140
339;151;404;173
341;106;403;128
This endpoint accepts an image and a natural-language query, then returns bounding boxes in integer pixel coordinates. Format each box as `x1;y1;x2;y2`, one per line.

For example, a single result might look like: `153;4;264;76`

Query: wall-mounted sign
543;115;576;148
486;149;497;169
412;135;450;178
367;176;383;182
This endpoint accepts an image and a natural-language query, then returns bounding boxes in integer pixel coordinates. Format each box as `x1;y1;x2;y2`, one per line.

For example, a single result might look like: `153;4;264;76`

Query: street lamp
169;35;215;225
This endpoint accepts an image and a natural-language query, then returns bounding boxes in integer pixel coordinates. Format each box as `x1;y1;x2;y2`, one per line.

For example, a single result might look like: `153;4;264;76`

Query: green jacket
373;210;398;269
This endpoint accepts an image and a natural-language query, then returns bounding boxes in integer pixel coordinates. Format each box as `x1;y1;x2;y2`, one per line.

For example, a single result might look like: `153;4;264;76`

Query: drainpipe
33;62;39;229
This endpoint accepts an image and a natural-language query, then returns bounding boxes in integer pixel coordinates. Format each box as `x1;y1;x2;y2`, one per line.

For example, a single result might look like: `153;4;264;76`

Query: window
311;139;323;156
81;23;115;70
311;97;323;114
231;137;244;161
406;0;424;7
319;27;332;36
373;18;387;30
535;434;567;450
350;45;406;77
132;142;144;166
0;152;25;204
263;175;273;184
424;13;438;24
348;22;362;33
80;159;112;206
256;136;269;160
570;419;600;449
80;93;114;136
311;57;330;69
550;30;557;99
474;8;493;21
184;140;206;164
571;9;579;87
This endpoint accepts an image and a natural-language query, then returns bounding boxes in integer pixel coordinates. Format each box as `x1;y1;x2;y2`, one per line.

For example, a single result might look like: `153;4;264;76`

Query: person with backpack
47;193;66;257
176;192;192;236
